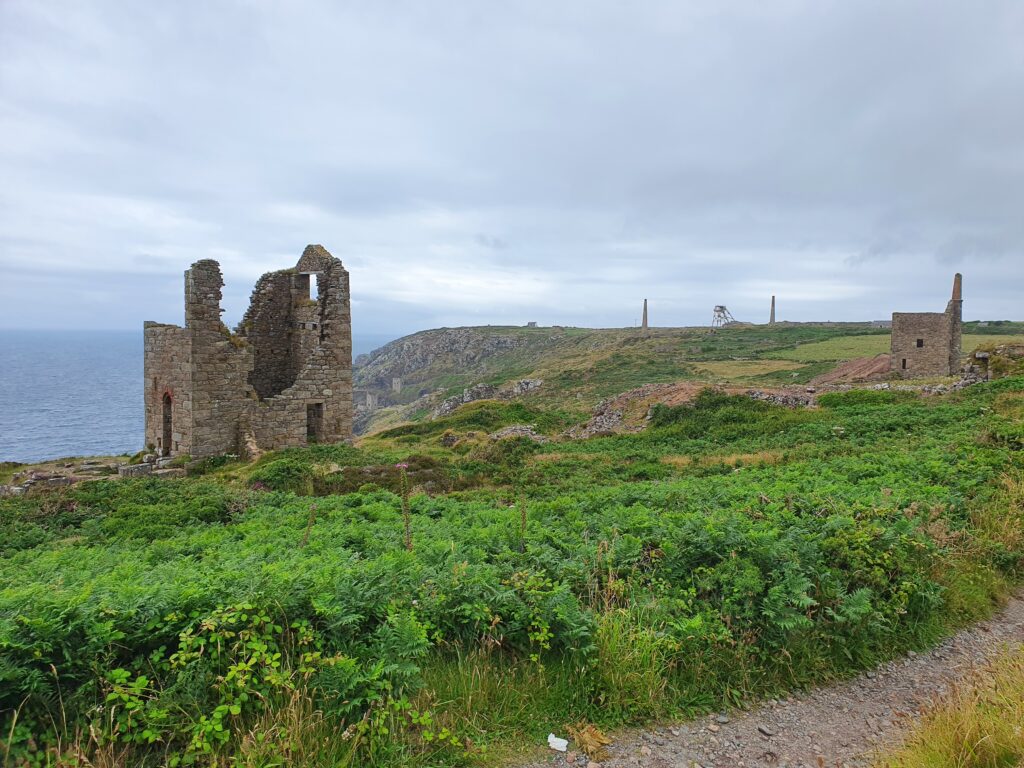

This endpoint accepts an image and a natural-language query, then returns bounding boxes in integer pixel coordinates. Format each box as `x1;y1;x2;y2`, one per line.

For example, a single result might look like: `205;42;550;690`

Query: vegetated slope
353;322;890;434
354;321;1024;436
2;378;1024;767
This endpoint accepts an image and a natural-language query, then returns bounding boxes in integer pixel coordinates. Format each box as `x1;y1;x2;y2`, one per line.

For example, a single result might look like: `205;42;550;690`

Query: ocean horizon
0;329;397;464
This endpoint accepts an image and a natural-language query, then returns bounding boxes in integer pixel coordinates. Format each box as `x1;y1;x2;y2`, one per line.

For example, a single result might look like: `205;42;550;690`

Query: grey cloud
1;0;1022;336
934;231;1023;266
475;234;508;251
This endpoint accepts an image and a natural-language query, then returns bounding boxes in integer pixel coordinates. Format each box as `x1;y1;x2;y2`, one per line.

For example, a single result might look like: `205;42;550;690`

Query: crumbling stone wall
143;245;352;458
241;270;296;399
186;260;255;457
890;273;962;377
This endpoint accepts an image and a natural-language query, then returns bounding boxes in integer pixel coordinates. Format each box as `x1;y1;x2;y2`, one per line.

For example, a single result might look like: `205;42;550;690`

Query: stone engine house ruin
890;273;962;377
144;245;352;458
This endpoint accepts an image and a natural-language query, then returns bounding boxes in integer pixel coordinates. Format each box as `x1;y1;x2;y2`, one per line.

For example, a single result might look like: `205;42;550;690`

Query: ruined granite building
144;245;352;458
890;273;962;377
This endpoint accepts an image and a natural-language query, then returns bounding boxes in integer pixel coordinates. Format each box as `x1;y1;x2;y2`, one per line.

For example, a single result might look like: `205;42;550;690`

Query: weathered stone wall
240;270;296;399
143;245;352;459
890;312;951;376
248;254;353;448
948;273;963;373
186;261;255;458
143;322;191;455
305;253;353;443
890;274;962;378
291;274;322;381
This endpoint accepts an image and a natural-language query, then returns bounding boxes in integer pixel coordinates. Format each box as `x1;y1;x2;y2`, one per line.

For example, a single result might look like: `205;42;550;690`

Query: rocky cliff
351;326;572;433
354;326;563;398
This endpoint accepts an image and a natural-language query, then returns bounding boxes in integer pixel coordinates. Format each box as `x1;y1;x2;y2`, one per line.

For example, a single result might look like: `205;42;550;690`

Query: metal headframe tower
710;305;737;331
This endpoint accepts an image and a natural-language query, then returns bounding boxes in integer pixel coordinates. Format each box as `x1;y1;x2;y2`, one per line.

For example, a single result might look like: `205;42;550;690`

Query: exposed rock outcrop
1;460;121;496
432;379;543;419
488;425;550;443
354;328;541;393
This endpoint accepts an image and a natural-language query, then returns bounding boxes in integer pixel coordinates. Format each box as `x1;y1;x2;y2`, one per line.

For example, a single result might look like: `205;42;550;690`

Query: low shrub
648;389;818;440
817;389;919;408
379;401;575;439
249;457;315;494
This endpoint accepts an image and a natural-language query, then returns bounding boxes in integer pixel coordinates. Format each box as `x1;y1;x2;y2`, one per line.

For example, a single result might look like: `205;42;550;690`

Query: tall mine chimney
946;273;963;375
641;299;648;332
769;295;776;325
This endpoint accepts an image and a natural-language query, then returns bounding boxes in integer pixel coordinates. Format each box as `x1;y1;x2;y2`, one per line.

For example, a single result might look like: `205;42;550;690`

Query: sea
0;330;397;464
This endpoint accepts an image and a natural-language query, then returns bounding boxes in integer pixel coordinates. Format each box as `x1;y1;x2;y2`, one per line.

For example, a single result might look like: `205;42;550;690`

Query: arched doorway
162;393;173;456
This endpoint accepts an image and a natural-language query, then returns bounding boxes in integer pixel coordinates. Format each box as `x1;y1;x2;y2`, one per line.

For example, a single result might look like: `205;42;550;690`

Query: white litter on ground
547;733;569;752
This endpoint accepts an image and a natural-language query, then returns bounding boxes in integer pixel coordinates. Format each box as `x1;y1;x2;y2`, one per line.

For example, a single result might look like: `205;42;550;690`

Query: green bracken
1;378;1023;766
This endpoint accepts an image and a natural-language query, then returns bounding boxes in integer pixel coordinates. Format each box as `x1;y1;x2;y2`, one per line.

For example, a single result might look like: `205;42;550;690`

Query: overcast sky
1;1;1022;338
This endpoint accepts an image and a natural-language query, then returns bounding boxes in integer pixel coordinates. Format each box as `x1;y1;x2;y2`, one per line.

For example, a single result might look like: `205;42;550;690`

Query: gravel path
520;593;1024;768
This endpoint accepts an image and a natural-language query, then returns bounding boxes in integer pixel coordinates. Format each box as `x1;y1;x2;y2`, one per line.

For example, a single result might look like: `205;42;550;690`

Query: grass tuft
876;648;1024;768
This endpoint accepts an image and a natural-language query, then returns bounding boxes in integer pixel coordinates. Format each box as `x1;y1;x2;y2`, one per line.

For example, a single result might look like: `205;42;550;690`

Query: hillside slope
5;374;1024;767
353;320;1024;435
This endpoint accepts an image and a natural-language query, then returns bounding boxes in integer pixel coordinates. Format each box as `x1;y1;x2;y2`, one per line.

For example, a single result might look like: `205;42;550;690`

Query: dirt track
519;594;1024;768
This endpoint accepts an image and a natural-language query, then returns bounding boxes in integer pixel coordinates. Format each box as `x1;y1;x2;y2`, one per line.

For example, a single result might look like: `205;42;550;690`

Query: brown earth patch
532;452;610;463
567;381;817;439
660;449;785;469
812;354;892;385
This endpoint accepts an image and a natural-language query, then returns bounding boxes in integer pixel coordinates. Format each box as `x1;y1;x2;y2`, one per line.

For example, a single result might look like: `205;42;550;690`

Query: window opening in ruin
901;358;908;370
306;402;325;443
916;338;924;348
298;272;320;302
161;393;173;456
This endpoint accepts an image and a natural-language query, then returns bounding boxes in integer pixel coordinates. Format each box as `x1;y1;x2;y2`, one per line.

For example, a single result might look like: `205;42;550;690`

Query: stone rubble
563;403;627;439
562;383;679;439
0;460;121;496
745;390;815;408
0;453;205;496
488;424;550;443
117;463;154;478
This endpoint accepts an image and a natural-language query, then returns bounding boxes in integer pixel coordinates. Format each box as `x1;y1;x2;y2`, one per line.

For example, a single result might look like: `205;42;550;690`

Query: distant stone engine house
890;273;962;377
144;245;353;458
